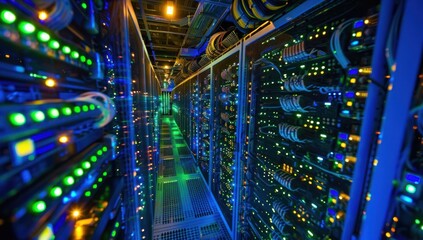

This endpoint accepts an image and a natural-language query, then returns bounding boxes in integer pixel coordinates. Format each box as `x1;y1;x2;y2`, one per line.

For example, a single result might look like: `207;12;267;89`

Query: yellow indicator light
393;216;399;222
346;101;353;107
373;159;378;166
14;138;35;157
337;163;343;169
38;11;48;20
45;78;56;87
356;31;362;37
364;19;370;24
331;198;337;204
356;91;368;98
340;142;347;148
329;217;335;223
58;135;69;143
385;232;391;238
72;209;80;218
350;78;356;84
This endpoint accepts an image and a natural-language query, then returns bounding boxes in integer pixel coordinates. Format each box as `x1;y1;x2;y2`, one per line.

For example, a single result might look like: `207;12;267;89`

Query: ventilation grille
187;178;214;218
163;181;184;224
161;147;173;156
153;227;200;240
200;221;231;239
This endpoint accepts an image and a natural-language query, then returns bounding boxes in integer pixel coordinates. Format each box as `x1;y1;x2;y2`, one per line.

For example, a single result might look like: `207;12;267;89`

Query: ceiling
131;0;233;86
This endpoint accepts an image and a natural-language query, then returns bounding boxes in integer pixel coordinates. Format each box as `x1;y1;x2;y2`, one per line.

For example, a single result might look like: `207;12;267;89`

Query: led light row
8;104;98;127
29;145;109;214
0;9;92;66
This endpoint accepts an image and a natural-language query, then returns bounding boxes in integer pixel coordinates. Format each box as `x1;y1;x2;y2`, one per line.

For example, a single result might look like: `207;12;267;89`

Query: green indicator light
84;191;91;197
98;177;103;183
115;222;119;228
49;40;60;49
47;108;59;118
86;59;92;66
71;51;79;59
50;186;62;197
89;104;95;110
9;113;26;126
307;230;314;237
406;184;417;194
63;176;75;186
102;146;108;152
62;107;72;116
1;10;16;24
82;161;91;169
97;150;103;156
18;21;35;34
103;171;107;176
82;105;88;112
30;110;45;122
80;55;86;62
37;31;50;42
62;46;71;54
74;106;81;113
31;200;46;213
90;156;97;162
416;219;421;224
93;184;97;189
81;2;88;9
74;168;84;177
111;230;116;237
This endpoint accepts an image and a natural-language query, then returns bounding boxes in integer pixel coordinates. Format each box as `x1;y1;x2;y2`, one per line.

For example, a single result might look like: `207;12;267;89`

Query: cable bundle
278;123;307;143
279;95;313;113
330;19;356;69
231;0;287;31
282;74;312;92
273;170;298;191
74;91;116;128
273;200;291;225
281;41;319;63
206;30;240;59
272;214;288;236
33;0;74;30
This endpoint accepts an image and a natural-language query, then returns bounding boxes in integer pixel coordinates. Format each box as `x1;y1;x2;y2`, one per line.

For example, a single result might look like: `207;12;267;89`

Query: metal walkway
152;117;231;240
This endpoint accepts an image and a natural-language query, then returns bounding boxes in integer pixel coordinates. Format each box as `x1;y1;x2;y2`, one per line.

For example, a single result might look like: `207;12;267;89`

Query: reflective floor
152;117;231;240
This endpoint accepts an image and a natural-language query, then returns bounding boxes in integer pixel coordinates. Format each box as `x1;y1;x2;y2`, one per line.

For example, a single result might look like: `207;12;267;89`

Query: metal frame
359;0;423;238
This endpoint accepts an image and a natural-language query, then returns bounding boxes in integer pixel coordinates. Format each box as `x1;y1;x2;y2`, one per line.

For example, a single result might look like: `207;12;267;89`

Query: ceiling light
166;1;174;15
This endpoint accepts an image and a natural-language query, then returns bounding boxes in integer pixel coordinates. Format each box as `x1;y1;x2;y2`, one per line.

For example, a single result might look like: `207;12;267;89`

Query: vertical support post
360;0;423;238
233;43;247;239
342;0;395;239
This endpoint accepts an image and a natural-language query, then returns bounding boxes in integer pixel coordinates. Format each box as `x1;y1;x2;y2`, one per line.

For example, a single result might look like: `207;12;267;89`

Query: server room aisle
152;117;231;239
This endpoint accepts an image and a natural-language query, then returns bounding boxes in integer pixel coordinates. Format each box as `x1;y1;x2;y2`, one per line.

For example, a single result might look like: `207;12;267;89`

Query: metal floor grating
154;117;231;240
162;160;176;177
178;147;192;156
162;181;185;224
180;157;197;174
187;178;215;218
153;227;200;240
161;147;173;156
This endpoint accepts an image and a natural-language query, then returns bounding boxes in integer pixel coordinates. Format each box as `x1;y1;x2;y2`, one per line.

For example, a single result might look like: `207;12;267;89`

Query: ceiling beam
141;29;186;36
152;45;181;51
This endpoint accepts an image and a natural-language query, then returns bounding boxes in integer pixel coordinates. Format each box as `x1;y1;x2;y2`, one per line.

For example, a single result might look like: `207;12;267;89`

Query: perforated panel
180;157;197;174
187;178;214;218
162;160;176;177
153;227;200;240
162;181;184;224
178;147;192;156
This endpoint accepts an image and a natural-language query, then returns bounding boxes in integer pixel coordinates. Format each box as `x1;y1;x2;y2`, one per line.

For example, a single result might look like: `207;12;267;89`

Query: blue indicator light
328;208;336;216
330;189;339;197
400;195;413;204
351;40;359;46
348;68;359;75
345;91;355;98
354;20;364;28
335;153;344;160
406;173;421;184
339;133;348;140
341;110;350;115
